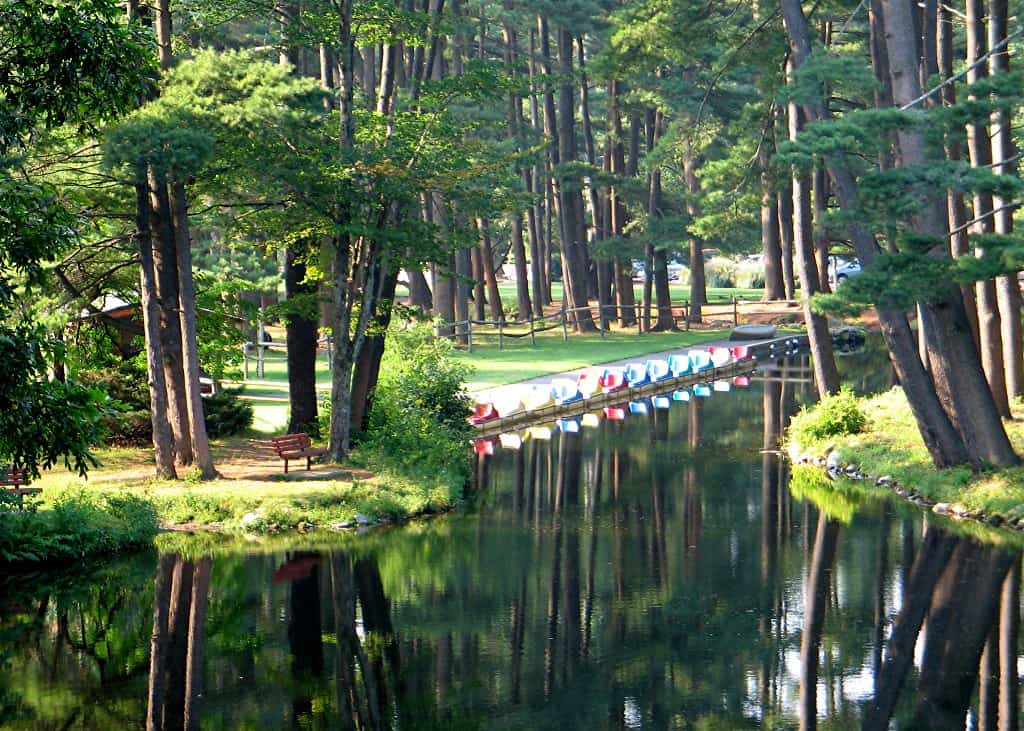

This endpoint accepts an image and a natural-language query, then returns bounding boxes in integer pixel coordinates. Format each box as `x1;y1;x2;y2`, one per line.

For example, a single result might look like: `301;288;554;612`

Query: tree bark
787;86;840;397
777;183;796;299
149;170;192;466
882;0;1017;466
135;176;177;479
966;0;1010;418
989;0;1024;402
478;218;504;322
685;146;706;323
761;134;785;300
799;512;841;731
169;181;217;478
782;0;971;467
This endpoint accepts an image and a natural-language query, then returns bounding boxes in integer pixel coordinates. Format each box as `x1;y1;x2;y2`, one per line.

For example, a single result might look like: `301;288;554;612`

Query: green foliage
360;322;473;484
0;491;158;564
203;389;255;438
789;388;867;448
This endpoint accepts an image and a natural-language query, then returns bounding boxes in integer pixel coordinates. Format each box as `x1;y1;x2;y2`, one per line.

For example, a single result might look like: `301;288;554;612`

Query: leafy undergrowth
787;387;1024;524
0;490;159;564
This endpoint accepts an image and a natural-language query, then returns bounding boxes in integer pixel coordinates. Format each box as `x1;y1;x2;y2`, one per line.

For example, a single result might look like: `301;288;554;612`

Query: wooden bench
269;434;327;473
1;468;41;507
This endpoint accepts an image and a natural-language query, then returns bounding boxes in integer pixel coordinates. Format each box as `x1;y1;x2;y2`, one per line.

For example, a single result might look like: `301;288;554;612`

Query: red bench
1;468;41;507
269;434;327;473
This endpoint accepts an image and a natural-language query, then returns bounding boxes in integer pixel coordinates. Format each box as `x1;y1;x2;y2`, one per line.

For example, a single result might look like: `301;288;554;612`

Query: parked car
829;258;862;285
667;260;685;281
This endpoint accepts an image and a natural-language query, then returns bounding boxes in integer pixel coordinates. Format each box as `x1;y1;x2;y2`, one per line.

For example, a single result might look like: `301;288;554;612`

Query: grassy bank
4;436;465;566
787;388;1024;526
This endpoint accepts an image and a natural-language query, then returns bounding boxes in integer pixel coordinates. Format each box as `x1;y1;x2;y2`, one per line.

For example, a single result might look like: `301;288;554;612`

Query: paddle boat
688;349;712;372
672;388;691;402
624;362;650;387
499;432;524;450
469;402;499;425
473;438;497;456
551;378;584;406
492;392;524;418
629;400;649;415
577;369;604;398
693;383;712;398
522;384;555;411
652;394;671;410
556;417;581;434
646;359;671;383
732;375;751;387
599;368;628;392
713;380;731;392
709;346;732;368
527;424;553;440
730;345;752;361
581;412;601;428
603;405;627;421
667;354;691;377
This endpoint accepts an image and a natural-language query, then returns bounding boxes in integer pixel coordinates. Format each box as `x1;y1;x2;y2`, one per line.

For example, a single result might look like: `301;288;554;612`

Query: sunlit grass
789;387;1024;523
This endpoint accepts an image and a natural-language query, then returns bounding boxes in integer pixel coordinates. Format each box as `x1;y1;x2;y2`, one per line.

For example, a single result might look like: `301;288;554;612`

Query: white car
830;258;862;284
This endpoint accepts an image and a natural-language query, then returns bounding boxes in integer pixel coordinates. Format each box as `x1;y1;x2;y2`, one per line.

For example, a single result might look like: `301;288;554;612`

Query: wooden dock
472;333;810;439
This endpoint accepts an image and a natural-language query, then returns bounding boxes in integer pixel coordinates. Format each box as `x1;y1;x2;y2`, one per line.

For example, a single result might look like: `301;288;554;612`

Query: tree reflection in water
4;351;1024;729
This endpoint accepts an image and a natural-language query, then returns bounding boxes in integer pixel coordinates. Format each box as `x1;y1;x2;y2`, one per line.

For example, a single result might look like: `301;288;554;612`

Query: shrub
789;387;867;447
0;491;159;564
203;388;255;438
361;322;473;482
705;257;737;288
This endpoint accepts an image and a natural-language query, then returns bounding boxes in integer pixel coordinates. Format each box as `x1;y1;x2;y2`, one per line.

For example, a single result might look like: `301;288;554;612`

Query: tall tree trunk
783;0;971;467
966;0;1011;417
788;89;840;397
608;81;635;327
169;181;217;478
999;558;1020;731
183;557;211;731
279;15;320;438
685;146;706;323
284;244;320;436
647;110;673;331
135;177;177;479
553;27;596;332
777;183;796;299
812;164;831;291
882;0;1017;466
149;171;191;466
478;218;504;322
761;134;785;300
989;0;1024;402
577;36;610;328
937;3;980;342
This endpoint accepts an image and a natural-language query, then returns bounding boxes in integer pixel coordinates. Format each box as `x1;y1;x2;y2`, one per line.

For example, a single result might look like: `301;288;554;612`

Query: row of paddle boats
469;344;753;426
472;373;752;454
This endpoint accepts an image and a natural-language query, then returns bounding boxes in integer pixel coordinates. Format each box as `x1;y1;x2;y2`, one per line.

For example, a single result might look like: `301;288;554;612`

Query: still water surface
2;344;1022;729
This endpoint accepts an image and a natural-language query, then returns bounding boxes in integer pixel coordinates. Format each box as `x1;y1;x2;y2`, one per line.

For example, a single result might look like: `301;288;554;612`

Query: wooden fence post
257;339;265;379
498;318;504;351
467;319;473;352
530;313;536;346
561;302;568;341
242;342;249;380
733;296;738;325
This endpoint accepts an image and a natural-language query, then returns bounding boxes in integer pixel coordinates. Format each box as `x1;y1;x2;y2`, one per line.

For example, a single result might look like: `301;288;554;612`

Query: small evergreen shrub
789;387;867;447
203;388;255;438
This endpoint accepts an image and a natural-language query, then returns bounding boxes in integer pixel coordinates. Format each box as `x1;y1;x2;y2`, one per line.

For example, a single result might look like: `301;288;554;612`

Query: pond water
2;340;1022;730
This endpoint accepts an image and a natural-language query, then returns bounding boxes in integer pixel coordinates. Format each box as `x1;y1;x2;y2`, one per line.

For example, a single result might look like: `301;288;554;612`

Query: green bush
0;491;159;564
705;257;737;288
361;322;473;483
203;388;255;438
789;387;867;447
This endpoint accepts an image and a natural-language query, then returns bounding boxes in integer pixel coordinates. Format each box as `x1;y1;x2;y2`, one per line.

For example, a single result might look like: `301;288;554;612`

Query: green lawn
452;328;728;392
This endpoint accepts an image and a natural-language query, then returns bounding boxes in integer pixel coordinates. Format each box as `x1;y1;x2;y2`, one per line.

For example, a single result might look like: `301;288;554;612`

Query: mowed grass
452;327;728;392
789;387;1024;525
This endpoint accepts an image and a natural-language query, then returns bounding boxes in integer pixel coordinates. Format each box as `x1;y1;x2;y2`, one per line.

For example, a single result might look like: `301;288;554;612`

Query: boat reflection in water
0;349;1020;729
